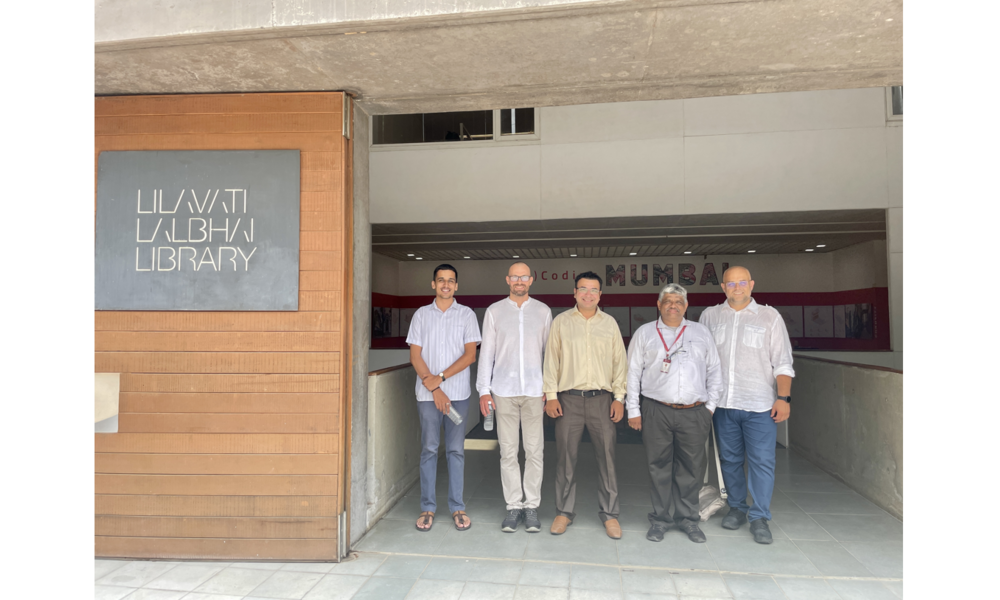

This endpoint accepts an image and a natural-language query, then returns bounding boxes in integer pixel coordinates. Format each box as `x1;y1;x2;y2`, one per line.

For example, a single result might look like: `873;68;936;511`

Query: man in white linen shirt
407;264;482;532
698;266;794;545
627;283;722;544
477;262;553;533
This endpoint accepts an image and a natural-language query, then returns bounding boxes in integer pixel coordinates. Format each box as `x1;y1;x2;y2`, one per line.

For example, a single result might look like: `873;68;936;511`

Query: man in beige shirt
543;271;628;538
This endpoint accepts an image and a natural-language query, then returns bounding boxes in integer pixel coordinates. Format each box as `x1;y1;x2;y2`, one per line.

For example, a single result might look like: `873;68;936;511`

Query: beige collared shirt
542;306;627;401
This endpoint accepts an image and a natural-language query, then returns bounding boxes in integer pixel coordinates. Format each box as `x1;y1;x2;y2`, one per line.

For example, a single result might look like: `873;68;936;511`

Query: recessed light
415;257;423;260
748;250;756;253
805;249;814;252
512;255;519;258
407;254;414;257
629;252;637;256
464;256;471;259
816;244;826;248
684;251;692;255
570;254;577;257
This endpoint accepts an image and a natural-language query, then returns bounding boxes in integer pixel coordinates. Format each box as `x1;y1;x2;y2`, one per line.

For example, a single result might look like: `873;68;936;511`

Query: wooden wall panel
95;92;350;561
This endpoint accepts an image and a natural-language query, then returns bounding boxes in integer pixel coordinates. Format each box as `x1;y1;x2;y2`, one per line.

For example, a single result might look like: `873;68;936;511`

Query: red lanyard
656;323;686;362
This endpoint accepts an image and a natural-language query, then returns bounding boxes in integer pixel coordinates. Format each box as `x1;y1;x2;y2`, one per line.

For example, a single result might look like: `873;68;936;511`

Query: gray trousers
554;391;620;522
641;395;713;527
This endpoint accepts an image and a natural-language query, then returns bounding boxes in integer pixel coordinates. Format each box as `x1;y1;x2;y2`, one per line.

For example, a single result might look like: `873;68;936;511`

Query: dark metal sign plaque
95;150;300;311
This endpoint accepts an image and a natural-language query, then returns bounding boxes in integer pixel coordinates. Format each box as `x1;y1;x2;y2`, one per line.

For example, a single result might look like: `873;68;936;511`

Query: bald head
508;262;530;276
723;266;752;281
721;265;754;309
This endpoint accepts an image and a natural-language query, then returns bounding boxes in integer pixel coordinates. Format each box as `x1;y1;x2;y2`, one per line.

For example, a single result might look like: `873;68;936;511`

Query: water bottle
447;404;463;425
484;401;495;431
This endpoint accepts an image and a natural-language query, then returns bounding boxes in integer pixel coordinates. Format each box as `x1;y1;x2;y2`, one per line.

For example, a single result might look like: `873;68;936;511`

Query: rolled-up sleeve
769;314;796;379
405;310;423;347
476;308;497;396
625;331;645;418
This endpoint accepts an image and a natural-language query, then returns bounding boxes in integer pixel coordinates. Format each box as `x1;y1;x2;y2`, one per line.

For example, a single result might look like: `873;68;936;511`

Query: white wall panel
541;99;683;144
540;138;685;219
683;88;886;137
886;126;903;208
370;144;541;223
684;127;889;214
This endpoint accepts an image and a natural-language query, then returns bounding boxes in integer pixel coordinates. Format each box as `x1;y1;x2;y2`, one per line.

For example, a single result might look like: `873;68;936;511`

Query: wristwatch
777;395;791;404
438;372;446;381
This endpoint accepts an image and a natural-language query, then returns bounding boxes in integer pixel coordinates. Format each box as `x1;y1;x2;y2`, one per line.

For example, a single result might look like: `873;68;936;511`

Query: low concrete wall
789;357;903;519
363;362;482;534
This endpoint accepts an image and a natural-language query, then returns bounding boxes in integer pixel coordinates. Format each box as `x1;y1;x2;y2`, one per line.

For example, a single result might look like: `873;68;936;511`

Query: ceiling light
816;244;826;248
684;251;692;254
570;254;577;257
415;257;423;260
805;249;814;252
464;256;471;259
512;255;519;258
407;254;414;257
629;252;637;256
748;250;756;253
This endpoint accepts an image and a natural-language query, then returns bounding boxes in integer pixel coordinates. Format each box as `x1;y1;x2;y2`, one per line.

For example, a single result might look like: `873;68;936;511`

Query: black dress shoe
678;521;707;543
721;508;748;530
750;518;773;544
646;521;671;542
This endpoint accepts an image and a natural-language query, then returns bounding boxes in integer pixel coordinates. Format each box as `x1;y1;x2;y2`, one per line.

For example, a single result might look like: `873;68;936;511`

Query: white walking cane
704;425;728;500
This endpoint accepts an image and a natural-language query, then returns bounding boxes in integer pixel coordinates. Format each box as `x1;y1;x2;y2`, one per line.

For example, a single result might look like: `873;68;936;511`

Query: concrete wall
370;88;898;223
365;366;422;530
350;104;373;546
96;0;597;42
788;357;903;519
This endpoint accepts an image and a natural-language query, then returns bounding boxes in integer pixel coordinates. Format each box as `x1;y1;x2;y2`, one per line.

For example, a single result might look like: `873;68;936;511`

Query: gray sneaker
524;508;541;533
501;509;523;533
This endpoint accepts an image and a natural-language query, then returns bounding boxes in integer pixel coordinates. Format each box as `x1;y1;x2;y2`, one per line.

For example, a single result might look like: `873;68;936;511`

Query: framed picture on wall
685;306;706;323
630;306;657;336
773;306;804;338
804;306;834;338
399;308;417;338
833;305;846;338
602;307;630;338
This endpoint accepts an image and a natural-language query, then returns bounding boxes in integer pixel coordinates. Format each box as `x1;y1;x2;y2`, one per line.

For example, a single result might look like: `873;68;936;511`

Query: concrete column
350;103;372;547
885;124;903;370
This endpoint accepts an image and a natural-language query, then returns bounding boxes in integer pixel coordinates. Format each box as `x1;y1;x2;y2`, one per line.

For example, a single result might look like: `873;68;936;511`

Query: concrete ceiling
95;0;902;114
370;209;886;260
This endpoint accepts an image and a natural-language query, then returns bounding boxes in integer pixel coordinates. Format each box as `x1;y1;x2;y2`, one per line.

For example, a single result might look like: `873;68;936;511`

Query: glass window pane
501;108;535;135
373;110;493;144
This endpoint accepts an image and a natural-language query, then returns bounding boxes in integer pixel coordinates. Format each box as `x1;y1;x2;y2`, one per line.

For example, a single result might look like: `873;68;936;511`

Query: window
500;108;535;136
886;86;902;121
372;108;539;146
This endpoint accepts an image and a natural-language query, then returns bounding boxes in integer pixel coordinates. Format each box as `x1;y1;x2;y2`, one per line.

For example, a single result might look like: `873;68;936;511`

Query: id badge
661;359;671;373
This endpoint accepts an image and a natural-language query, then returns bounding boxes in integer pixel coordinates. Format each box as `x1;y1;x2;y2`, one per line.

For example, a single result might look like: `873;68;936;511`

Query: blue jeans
713;407;777;522
417;399;469;514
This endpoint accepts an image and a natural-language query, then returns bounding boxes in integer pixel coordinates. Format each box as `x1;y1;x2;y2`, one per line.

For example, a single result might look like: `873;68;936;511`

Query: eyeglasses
724;280;750;289
508;275;531;282
576;287;600;295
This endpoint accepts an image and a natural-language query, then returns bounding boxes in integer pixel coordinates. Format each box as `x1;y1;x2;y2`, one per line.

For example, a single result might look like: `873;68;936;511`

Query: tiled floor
96;443;902;600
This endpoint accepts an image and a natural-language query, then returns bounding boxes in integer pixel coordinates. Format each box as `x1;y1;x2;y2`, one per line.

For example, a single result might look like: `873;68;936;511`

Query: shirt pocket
743;324;766;349
711;324;727;346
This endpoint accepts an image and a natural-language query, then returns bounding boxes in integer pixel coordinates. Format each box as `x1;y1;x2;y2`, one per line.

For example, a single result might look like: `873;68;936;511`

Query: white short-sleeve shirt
406;300;482;402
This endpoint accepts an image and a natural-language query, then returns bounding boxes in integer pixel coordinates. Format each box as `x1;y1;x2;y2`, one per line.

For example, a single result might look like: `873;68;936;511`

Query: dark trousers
554;391;619;522
713;407;777;522
641;396;714;527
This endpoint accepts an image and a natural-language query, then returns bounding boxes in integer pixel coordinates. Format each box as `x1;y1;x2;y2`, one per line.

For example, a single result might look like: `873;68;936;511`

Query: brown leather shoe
550;515;573;535
604;518;622;539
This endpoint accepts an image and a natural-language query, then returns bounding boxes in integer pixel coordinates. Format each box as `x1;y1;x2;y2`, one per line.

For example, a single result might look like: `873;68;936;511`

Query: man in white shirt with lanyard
407;263;482;533
626;283;723;543
477;262;553;533
699;266;794;545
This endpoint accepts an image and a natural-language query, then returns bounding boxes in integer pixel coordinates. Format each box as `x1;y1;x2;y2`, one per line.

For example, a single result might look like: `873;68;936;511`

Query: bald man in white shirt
477;262;552;534
699;266;794;545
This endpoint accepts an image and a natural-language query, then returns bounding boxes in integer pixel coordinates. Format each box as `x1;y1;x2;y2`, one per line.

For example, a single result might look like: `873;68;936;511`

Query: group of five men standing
406;260;794;545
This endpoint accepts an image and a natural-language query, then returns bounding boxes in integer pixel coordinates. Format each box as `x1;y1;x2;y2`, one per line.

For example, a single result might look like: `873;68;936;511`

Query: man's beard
512;288;528;296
